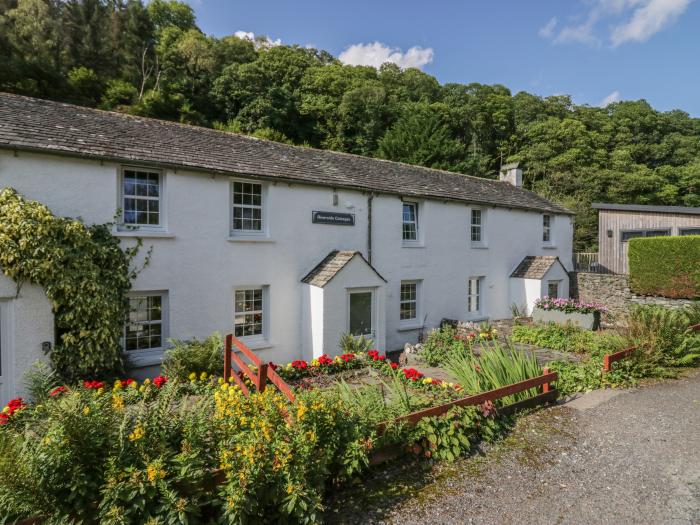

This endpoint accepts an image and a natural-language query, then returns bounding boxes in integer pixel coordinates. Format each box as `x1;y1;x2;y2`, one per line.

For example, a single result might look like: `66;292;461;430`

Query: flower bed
271;349;462;393
534;297;607;315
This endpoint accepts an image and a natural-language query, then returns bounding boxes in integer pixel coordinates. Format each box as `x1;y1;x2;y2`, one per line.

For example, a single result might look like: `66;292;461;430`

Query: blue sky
190;0;699;115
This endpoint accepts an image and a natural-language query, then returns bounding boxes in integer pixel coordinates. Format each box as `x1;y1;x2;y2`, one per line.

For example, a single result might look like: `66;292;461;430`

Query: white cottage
0;93;574;403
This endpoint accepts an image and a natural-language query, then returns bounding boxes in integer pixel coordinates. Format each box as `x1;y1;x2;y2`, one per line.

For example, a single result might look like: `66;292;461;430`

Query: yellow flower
139;385;145;393
218;378;225;385
112;395;124;411
311;359;319;367
200;372;208;381
146;462;167;482
83;407;90;415
96;388;104;395
2;406;9;414
143;378;151;385
128;425;145;441
188;372;197;381
422;377;433;385
113;380;123;391
296;404;307;421
129;381;138;389
221;383;229;390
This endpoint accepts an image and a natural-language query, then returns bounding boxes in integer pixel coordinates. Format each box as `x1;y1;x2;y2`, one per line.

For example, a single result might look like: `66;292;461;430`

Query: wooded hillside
2;0;698;249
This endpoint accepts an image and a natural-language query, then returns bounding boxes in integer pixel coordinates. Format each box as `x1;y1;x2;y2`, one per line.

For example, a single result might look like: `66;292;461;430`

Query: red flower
402;368;423;381
377;355;386;361
1;397;27;423
83;380;105;390
390;362;398;370
268;362;278;371
367;350;379;359
49;386;68;397
153;376;168;388
292;360;308;370
340;353;355;363
480;400;494;417
318;354;333;366
120;379;135;387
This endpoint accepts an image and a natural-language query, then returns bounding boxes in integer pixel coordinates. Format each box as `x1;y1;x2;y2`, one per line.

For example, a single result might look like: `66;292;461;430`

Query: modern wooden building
593;203;700;274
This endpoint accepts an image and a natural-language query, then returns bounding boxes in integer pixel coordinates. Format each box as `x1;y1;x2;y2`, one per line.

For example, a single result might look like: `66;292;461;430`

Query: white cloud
543;0;692;47
538;17;558;39
338;42;434;70
233;30;282;48
610;0;691;46
600;90;622;106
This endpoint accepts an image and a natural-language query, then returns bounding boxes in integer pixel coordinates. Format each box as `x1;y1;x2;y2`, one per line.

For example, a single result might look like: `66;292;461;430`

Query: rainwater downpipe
367;193;374;265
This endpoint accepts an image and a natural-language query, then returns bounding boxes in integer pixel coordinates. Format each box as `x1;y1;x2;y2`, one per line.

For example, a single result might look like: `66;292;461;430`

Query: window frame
470;207;487;246
547;280;560;298
401;201;420;245
118;166;166;232
467;277;483;317
678;227;700;236
346;287;377;338
123;291;169;367
233;285;270;346
542;214;553;245
230;179;268;238
399;280;422;326
620;228;672;242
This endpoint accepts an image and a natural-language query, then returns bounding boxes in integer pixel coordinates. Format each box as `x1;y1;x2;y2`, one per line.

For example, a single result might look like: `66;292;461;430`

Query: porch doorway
348;288;375;339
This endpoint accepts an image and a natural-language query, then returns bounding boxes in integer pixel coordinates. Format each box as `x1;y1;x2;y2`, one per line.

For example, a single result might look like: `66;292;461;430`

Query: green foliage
420;326;470;366
628;236;700;299
2;1;700;248
510;322;626;358
445;341;542;404
22;361;60;402
625;304;700;365
162;332;224;381
0;188;140;381
338;332;374;354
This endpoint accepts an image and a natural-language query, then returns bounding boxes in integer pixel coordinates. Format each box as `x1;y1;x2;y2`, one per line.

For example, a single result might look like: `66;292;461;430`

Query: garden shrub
0;188;141;381
628;235;700;299
162;332;224;381
510;322;625;357
420;326;470;366
338;332;374;354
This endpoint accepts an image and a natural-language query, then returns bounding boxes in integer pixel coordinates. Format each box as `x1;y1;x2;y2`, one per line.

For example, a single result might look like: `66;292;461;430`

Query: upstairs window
542;214;552;243
620;229;671;242
232;181;264;234
121;168;162;228
471;209;483;243
402;202;418;242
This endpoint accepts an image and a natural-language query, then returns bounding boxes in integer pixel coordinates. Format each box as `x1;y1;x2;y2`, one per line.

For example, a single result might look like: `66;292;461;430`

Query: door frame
346;287;377;339
0;300;14;407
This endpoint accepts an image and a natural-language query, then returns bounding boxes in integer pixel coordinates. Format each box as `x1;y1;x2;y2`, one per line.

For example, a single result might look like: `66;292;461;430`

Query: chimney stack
499;162;522;188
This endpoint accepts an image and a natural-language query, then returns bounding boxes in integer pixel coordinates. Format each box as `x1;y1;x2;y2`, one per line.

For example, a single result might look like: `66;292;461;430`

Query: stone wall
570;272;695;322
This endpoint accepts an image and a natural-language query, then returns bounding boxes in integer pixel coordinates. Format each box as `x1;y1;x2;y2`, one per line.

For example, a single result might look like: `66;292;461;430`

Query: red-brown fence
378;368;557;431
602;322;700;373
223;334;295;402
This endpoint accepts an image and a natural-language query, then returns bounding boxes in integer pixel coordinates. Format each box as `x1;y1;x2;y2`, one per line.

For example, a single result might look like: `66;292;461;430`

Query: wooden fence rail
223;334;295;402
602;346;639;373
378;368;557;431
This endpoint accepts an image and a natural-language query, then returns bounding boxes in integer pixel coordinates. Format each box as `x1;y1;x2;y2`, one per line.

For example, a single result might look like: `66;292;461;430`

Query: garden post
224;334;232;381
542;367;550;393
257;362;268;393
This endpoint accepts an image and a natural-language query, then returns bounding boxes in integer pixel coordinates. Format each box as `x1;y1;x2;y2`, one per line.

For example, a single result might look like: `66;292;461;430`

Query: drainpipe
367;193;374;264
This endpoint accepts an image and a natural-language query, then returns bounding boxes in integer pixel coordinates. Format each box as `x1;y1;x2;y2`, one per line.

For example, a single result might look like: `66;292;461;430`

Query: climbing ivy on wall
0;188;141;381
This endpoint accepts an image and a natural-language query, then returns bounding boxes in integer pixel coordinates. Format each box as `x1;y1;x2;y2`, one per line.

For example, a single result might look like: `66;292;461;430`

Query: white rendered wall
0;274;53;404
1;150;574;369
509;278;545;316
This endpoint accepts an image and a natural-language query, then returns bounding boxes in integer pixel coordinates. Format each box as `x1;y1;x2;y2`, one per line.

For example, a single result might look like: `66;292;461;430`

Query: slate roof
301;251;386;287
592;203;700;215
510;256;568;279
0;92;572;215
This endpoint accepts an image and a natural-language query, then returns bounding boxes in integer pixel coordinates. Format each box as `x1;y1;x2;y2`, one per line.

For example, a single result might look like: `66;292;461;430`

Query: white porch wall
0;274;53;404
1;150;573;369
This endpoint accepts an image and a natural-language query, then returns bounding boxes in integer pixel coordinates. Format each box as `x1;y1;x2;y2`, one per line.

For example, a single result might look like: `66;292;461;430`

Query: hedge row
628;235;700;299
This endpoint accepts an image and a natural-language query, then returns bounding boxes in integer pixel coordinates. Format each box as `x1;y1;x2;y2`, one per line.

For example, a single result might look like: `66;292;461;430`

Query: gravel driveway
326;369;700;524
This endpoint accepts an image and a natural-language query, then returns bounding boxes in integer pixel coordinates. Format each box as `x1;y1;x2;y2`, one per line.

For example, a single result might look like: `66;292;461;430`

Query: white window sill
236;337;274;351
470;243;489;250
542;245;558;250
114;229;174;239
465;315;488;323
398;322;423;332
402;242;425;249
228;236;276;243
125;349;164;368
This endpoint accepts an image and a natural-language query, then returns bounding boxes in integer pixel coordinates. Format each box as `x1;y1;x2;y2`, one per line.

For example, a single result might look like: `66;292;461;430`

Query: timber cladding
596;208;700;274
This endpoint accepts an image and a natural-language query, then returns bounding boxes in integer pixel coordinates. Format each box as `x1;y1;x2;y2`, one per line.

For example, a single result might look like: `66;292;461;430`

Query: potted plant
532;297;606;330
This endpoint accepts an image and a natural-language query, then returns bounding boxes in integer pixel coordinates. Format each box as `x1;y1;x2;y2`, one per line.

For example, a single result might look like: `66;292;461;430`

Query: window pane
125;294;164;351
680;228;700;236
349;292;372;336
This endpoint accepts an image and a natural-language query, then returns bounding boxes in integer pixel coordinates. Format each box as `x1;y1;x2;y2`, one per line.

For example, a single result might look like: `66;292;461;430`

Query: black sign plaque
312;211;355;226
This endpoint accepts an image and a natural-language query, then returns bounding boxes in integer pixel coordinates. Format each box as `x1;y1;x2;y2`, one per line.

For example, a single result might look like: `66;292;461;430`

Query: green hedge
628;235;700;299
